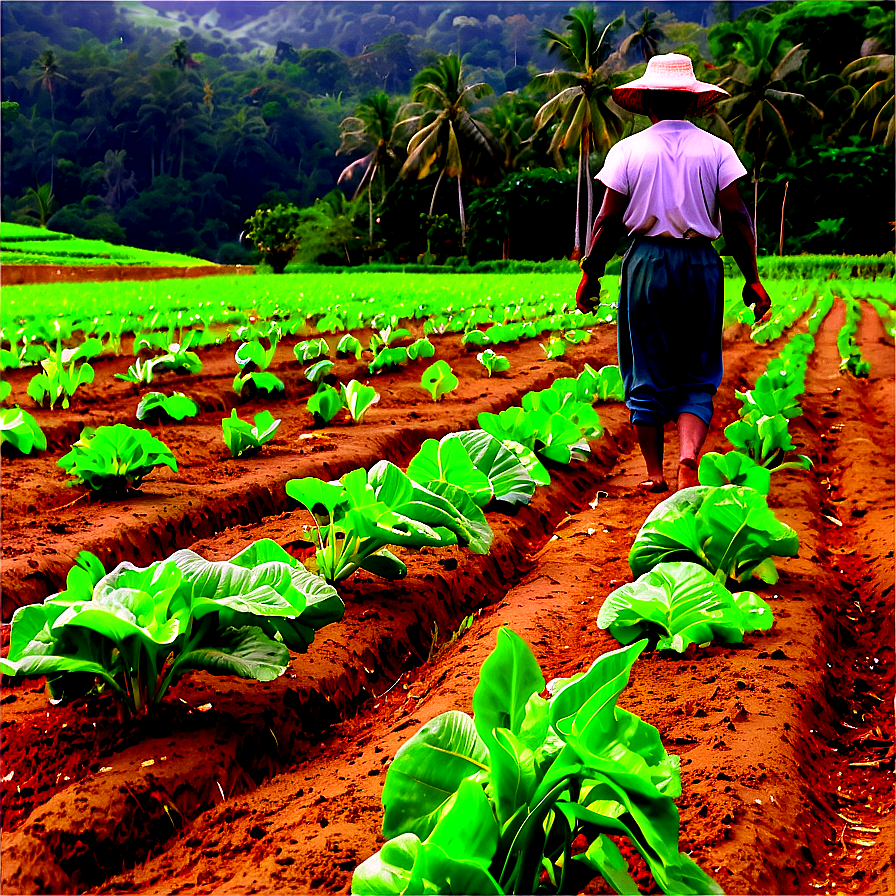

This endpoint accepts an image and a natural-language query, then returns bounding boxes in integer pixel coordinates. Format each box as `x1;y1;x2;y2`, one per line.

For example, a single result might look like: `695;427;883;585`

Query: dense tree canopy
1;1;893;261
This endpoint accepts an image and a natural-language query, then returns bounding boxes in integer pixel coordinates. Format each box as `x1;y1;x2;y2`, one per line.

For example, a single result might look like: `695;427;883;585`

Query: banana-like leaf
175;625;289;681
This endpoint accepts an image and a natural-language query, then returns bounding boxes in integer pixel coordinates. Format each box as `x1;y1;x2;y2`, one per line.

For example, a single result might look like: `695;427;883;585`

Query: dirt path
1;296;893;896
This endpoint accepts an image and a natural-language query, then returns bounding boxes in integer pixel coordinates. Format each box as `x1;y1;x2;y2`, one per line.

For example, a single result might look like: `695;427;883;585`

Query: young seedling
222;409;281;458
341;380;379;423
0;408;47;455
476;349;510;376
421;360;458;402
336;334;363;360
305;359;335;385
136;392;200;424
232;372;285;396
307;384;344;425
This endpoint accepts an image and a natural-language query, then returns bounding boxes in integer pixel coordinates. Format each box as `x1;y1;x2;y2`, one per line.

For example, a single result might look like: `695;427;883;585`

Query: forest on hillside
1;0;893;265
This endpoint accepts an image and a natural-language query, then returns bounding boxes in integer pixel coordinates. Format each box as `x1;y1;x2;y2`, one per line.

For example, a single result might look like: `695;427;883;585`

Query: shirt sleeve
596;143;629;195
717;141;748;192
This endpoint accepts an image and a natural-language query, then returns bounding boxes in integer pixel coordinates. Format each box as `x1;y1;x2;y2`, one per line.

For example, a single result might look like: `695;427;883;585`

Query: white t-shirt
596;120;747;240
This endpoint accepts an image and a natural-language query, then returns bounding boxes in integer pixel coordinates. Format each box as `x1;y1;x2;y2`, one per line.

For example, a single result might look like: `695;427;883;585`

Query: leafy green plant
629;484;800;585
232;371;285;396
150;331;202;376
562;328;591;344
342;380;380;423
0;380;10;402
724;415;811;472
222;409;281;458
599;561;774;653
406;431;536;507
0;539;343;718
307;384;344;425
837;295;871;377
336;333;363;359
115;357;157;385
58;424;177;495
541;337;566;360
305;359;335;384
0;407;47;455
421;360;458;402
294;338;330;364
234;333;279;372
477;349;510;376
697;451;772;494
407;338;435;361
352;628;721;896
286;461;492;584
369;346;409;374
136;391;199;423
26;352;95;410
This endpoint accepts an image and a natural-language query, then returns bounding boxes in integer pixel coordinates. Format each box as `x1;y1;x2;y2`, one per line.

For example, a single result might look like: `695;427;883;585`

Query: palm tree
483;93;540;172
337;92;400;245
712;19;822;226
618;8;667;64
532;9;626;257
396;53;500;250
836;54;894;147
32;50;68;123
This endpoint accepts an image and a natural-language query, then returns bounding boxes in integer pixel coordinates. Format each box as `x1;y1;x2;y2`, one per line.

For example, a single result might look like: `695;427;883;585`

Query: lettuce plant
232;371;285;396
294;338;330;363
0;407;47;455
307;384;344;424
0;540;343;719
541;337;566;360
136;391;199;423
342;380;379;423
369;346;409;374
629;484;800;584
352;628;721;896
115;357;157;385
336;334;363;359
599;561;774;653
305;359;335;384
724;415;811;471
150;330;202;375
286;461;492;584
58;424;177;495
407;338;435;361
27;353;95;409
234;333;279;372
421;360;458;402
222;409;281;458
407;431;536;508
477;349;510;376
697;451;772;494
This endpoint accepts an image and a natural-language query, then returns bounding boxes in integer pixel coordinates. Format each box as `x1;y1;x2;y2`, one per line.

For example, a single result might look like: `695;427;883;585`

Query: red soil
0;279;892;896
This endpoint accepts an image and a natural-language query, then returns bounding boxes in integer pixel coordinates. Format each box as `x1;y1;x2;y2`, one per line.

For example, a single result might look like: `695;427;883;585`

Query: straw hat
611;53;729;115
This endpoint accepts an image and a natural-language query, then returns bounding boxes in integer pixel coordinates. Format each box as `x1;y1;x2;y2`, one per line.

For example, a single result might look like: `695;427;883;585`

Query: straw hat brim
612;84;729;116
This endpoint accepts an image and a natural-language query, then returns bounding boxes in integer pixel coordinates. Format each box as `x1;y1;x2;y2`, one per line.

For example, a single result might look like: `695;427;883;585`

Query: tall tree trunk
583;130;593;244
457;175;466;251
779;181;789;257
573;144;583;258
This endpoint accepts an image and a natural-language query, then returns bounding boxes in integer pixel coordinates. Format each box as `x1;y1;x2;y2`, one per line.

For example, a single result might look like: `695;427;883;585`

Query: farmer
576;53;771;493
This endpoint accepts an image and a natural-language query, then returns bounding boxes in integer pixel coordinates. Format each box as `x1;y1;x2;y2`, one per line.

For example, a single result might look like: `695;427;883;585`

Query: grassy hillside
0;223;214;267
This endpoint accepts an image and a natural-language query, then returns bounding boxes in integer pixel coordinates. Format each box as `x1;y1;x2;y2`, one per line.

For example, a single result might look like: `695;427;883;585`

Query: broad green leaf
382;710;489;840
175;625;289;681
421;360;458;402
0;407;46;455
598;561;774;653
472;627;545;755
343;380;380;423
449;431;536;506
698;451;771;494
406;438;494;508
305;359;335;384
307;384;344;423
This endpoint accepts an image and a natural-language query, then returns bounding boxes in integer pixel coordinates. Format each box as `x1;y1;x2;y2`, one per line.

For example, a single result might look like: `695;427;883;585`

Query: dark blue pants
618;236;724;426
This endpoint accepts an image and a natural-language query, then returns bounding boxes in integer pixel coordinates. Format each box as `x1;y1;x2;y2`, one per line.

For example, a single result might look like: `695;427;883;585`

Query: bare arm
576;187;628;311
719;182;771;322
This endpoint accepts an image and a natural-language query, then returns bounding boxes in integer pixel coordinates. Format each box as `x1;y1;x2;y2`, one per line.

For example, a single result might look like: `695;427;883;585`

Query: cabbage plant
629;485;800;584
342;380;379;423
58;424;177;495
286;461;492;584
476;349;510;376
599;561;774;652
421;360;458;402
307;384;344;424
136;391;199;423
222;409;281;457
0;407;47;455
0;540;343;719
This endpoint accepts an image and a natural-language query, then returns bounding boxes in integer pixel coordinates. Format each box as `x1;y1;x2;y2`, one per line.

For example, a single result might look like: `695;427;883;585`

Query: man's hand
576;272;601;313
743;281;771;322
